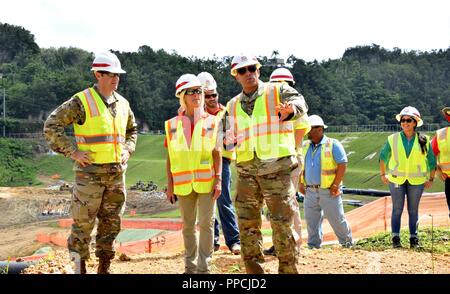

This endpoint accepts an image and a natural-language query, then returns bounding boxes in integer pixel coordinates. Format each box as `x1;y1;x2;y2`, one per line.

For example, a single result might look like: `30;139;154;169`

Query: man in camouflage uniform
224;55;308;274
44;52;137;274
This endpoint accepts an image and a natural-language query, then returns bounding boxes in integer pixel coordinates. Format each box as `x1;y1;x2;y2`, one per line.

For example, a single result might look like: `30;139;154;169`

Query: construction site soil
0;186;173;260
1;186;449;274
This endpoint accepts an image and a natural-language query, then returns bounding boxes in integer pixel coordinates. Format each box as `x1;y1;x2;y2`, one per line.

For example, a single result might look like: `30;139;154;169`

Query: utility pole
0;73;4;137
2;86;5;137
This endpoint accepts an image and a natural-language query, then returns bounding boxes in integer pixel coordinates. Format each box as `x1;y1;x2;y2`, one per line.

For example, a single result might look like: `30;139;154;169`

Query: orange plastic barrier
35;193;448;256
319;192;449;242
58;218;183;231
117;231;184;255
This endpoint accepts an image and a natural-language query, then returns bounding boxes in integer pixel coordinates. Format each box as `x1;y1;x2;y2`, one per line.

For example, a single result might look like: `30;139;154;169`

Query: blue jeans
214;157;240;249
389;181;424;237
304;187;352;248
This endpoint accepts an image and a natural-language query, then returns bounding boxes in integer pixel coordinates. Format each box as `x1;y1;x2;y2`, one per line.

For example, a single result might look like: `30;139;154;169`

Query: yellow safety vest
387;132;428;185
73;87;129;164
301;137;339;188
217;108;236;160
225;83;296;163
436;127;450;176
165;113;218;196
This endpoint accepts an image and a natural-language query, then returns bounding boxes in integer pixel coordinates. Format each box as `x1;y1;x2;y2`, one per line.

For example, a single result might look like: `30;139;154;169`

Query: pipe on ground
0;261;34;274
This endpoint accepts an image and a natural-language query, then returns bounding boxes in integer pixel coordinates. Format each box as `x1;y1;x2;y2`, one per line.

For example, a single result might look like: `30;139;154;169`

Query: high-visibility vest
165;113;218;196
436;127;450;176
387;132;428;185
226;83;296;163
217;108;236;160
73;87;129;164
302;137;339;189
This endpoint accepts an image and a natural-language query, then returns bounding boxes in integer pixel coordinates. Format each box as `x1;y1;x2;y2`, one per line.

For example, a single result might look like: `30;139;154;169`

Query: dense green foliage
0;23;449;133
0;138;37;186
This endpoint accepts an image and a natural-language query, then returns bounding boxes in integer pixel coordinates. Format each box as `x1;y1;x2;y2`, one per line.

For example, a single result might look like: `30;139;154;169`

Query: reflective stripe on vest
165;114;217;196
226;83;296;162
302;137;338;189
74;88;128;164
437;127;450;175
387;132;428;185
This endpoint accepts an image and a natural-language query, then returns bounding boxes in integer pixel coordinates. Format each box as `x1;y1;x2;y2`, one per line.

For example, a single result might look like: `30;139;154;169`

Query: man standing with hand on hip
44;52;137;274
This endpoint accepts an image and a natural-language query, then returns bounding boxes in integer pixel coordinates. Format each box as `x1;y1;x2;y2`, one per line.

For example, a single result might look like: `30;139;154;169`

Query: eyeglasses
237;65;257;75
185;88;202;95
400;118;414;123
99;71;119;78
205;93;218;99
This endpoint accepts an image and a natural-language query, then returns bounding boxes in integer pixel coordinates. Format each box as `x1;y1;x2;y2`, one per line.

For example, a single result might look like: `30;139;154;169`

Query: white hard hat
309;115;328;129
91;52;126;74
395;106;423;127
197;72;217;91
270;68;294;84
230;54;261;76
175;74;202;98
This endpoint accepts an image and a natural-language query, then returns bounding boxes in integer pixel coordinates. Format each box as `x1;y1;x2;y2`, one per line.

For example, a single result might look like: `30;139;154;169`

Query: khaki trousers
178;191;216;274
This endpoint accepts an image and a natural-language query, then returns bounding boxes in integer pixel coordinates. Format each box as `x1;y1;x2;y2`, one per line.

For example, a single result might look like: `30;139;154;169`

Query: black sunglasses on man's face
237;65;257;75
205;93;218;99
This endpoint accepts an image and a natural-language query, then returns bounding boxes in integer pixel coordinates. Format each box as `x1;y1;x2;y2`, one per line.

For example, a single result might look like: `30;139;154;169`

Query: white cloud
1;0;449;61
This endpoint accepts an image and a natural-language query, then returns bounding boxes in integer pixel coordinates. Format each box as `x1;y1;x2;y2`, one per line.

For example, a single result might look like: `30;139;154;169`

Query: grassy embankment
34;132;445;218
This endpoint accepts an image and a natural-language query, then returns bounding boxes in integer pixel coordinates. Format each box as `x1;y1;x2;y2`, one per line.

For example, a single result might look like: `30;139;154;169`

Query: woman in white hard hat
379;106;436;248
164;74;222;274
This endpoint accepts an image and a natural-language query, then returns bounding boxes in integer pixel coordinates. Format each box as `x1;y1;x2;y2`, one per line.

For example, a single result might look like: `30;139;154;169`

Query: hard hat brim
441;107;450;122
395;114;423;127
91;68;126;74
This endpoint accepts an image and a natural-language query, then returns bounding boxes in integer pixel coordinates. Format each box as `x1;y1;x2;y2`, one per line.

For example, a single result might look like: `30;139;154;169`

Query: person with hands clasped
299;115;353;249
379;106;436;248
164;74;222;274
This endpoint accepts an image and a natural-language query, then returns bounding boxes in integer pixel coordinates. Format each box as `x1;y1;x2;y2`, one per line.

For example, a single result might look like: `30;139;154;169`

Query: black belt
306;184;320;189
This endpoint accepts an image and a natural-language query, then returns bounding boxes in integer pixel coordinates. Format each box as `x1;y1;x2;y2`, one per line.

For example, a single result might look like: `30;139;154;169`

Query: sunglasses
185;88;202;95
98;71;120;78
205;93;218;99
237;65;257;75
400;118;414;123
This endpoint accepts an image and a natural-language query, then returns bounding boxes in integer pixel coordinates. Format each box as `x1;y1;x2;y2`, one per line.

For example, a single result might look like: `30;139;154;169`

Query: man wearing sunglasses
44;51;138;274
223;55;308;274
431;107;450;218
197;72;242;256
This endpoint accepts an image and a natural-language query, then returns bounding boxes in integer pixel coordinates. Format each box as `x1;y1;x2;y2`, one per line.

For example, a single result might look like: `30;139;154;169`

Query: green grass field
36;132;445;194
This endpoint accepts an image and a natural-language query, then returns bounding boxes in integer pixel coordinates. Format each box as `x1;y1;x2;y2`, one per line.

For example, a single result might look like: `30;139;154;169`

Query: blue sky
1;0;449;61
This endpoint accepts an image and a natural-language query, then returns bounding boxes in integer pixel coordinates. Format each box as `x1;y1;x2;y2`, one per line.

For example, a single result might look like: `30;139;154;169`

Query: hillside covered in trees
0;22;449;133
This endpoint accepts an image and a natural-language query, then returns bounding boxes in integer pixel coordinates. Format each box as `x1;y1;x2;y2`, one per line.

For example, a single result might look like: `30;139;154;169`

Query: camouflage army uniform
225;80;308;274
44;85;138;261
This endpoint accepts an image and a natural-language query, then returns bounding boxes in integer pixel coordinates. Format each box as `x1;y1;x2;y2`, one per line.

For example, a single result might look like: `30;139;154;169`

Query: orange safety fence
318;192;449;242
34;193;448;257
58;218;183;231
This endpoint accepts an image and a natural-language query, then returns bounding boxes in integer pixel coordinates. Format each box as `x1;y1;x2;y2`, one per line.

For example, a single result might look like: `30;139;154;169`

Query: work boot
410;236;420;249
230;243;241;255
97;256;111;274
263;245;276;256
70;252;86;274
214;243;220;252
244;260;265;274
392;236;402;248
